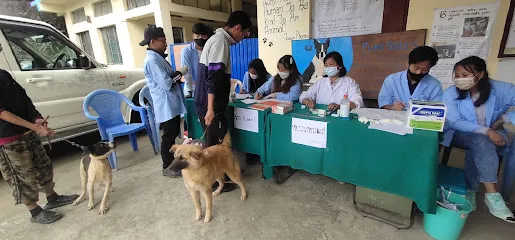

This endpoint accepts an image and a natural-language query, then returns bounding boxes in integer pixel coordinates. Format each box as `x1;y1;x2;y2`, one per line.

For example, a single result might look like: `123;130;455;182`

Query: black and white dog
302;39;331;83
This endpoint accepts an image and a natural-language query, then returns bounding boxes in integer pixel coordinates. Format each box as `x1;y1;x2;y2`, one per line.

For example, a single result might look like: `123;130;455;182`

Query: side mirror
79;55;92;69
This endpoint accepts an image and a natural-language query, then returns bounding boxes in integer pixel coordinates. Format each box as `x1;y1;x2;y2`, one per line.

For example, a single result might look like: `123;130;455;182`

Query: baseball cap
139;25;165;46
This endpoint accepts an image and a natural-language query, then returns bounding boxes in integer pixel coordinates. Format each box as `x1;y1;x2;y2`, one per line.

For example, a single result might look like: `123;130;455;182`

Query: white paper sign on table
234;108;259;133
291;118;327;148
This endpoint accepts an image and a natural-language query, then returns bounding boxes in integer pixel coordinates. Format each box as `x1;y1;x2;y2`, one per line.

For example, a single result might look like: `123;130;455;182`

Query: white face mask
278;71;290;79
454;74;479;90
324;66;339;77
249;72;258;79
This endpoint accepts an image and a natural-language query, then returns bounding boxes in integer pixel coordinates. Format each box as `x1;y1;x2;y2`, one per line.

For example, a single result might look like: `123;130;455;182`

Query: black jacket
0;69;41;138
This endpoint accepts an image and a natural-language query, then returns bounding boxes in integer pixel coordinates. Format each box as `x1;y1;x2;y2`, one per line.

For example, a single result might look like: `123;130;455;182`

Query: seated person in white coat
299;52;364;110
255;55;302;102
240;58;271;94
378;46;442;110
442;56;515;223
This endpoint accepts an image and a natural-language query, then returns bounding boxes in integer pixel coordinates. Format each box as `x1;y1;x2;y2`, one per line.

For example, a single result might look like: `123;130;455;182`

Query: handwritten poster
260;0;310;72
429;3;499;89
291;118;327;148
234;108;259;133
312;0;384;38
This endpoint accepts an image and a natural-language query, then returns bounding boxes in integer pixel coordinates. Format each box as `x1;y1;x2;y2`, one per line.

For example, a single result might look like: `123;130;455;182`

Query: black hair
248;58;269;93
272;55;301;94
454;56;491;107
226;11;252;30
323;52;347;77
192;23;211;35
408;46;439;66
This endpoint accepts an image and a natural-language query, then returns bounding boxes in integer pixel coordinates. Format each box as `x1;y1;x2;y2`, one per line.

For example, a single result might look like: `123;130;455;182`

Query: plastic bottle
340;94;350;120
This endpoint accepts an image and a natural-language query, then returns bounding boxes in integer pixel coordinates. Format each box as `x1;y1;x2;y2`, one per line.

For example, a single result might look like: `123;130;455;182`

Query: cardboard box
408;100;447;132
272;102;293;115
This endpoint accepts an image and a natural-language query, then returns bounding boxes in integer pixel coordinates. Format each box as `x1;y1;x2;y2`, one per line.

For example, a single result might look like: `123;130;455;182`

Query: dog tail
221;132;231;147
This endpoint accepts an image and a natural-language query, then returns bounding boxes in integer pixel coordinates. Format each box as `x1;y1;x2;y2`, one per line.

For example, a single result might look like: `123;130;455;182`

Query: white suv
0;15;146;143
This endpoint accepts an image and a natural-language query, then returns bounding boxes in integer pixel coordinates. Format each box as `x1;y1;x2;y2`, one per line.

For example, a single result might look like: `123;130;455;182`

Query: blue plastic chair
83;89;155;170
139;85;160;154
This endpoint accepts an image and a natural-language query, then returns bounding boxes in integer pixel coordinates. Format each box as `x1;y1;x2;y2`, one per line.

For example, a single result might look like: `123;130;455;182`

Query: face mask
407;69;427;82
278;71;290;79
194;39;207;47
324;66;339;77
249;72;258;79
454;77;478;90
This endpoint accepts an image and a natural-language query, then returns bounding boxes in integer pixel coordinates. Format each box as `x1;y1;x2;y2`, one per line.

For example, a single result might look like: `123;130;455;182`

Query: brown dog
72;141;116;215
169;133;247;223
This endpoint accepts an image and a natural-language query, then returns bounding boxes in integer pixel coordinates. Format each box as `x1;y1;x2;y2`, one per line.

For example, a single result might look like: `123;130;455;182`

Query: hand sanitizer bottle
340;94;350;120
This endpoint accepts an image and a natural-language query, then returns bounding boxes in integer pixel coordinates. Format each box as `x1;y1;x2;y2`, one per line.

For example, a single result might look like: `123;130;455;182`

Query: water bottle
340;94;350;120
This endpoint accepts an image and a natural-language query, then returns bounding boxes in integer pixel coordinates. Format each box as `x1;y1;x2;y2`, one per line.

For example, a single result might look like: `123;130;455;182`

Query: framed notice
499;0;515;57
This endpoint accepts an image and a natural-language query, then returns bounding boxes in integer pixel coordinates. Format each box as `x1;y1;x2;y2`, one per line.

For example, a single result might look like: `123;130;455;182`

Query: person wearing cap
140;25;186;178
181;23;213;98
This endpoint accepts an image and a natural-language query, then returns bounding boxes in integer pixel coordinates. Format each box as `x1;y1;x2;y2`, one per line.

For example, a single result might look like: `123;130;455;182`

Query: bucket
423;189;473;240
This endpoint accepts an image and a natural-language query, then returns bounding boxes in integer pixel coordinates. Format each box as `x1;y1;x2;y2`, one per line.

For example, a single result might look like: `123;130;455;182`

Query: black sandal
30;210;62;224
43;194;79;210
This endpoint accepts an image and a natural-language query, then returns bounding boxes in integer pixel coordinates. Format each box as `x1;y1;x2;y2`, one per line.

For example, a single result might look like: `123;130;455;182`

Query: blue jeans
451;131;515;197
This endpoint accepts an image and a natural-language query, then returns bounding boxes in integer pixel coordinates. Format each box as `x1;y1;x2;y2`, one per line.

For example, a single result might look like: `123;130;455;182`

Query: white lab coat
299;76;364;108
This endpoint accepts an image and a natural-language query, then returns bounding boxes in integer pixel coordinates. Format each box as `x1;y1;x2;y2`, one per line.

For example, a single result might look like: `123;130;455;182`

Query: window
77;31;95;57
2;26;79;71
127;0;150;10
100;26;123;65
72;8;87;24
172;27;184;44
94;0;112;17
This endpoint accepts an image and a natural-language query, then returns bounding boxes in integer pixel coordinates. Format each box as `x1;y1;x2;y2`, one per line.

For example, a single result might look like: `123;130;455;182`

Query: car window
8;41;35;70
2;27;79;71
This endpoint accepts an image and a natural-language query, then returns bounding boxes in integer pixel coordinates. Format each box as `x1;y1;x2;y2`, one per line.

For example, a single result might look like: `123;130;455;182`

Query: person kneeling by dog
0;69;78;224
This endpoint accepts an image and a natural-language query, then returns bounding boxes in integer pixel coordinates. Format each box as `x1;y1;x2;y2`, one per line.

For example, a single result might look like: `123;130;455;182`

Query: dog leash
63;139;87;153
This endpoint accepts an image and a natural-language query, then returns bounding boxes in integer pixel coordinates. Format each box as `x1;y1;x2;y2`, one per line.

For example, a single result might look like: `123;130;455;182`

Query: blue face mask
324;66;339;77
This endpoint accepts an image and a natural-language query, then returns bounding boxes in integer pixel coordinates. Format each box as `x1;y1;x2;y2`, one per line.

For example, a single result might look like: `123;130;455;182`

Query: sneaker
30;210;62;224
484;192;515;223
162;168;181;178
43;194;79;210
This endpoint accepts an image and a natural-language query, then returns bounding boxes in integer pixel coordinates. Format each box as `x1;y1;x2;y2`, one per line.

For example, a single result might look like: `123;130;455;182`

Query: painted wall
407;0;511;79
256;0;512;82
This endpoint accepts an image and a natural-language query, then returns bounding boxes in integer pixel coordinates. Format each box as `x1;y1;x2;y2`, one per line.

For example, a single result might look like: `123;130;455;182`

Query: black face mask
194;39;207;47
407;69;427;82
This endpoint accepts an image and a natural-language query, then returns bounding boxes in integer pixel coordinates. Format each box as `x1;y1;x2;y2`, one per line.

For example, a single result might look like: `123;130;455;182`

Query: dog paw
88;203;95;211
241;194;247;201
98;206;108;215
212;191;221;197
72;199;84;206
204;215;212;223
195;213;202;221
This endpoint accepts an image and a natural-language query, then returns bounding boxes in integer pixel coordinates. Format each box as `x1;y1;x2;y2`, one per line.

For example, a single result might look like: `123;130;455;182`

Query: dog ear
169;144;179;153
191;149;203;161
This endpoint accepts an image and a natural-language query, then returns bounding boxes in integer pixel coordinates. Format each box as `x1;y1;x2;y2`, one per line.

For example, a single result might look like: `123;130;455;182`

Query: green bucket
423;189;473;240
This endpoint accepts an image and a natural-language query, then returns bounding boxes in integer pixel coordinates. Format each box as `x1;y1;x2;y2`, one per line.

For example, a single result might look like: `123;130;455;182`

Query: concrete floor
0;134;514;240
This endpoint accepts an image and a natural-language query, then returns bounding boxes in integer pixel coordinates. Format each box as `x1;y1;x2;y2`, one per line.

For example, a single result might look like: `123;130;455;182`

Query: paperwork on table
350;108;413;136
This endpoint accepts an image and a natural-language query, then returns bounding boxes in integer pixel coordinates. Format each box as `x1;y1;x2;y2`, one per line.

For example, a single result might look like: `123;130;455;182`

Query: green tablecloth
265;104;439;214
184;99;270;166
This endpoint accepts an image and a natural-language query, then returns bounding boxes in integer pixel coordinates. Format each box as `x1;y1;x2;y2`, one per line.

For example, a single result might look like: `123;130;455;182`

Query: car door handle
26;77;52;83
